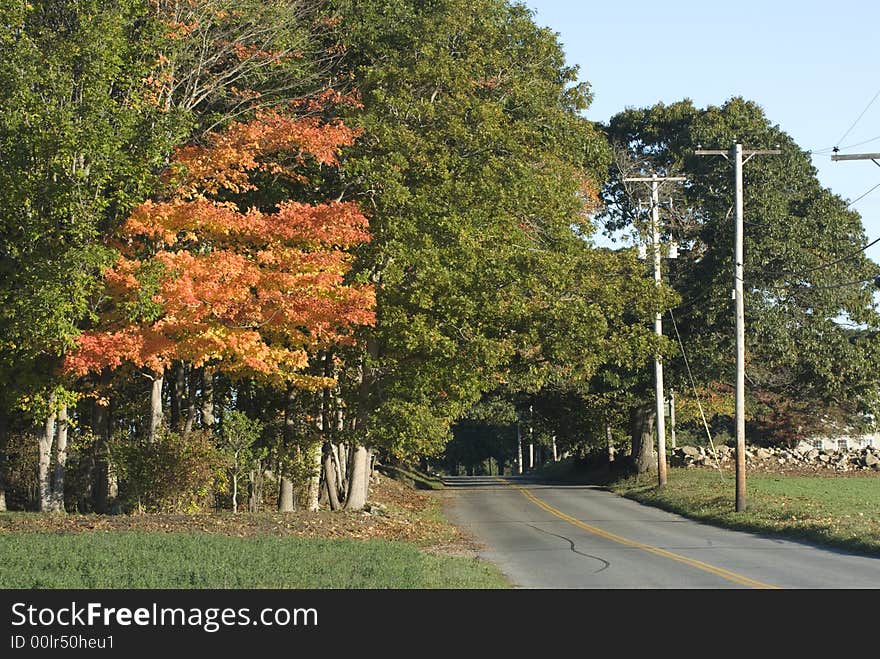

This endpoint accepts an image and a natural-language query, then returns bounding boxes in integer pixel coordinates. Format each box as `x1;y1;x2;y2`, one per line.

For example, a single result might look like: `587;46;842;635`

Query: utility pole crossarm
623;176;687;182
695;150;781;155
831;153;880;161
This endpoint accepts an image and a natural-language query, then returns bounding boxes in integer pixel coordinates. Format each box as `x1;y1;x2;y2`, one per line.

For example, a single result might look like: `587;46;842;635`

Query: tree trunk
278;382;296;512
183;364;197;435
365;447;374;501
323;443;341;511
345;445;369;511
50;403;69;513
232;473;238;513
201;366;215;429
331;443;345;501
0;408;8;512
516;423;523;474
606;424;615;464
306;442;321;512
149;371;164;442
629;405;656;474
278;477;294;512
306;382;330;513
91;394;109;513
345;340;377;511
38;402;56;512
170;362;185;430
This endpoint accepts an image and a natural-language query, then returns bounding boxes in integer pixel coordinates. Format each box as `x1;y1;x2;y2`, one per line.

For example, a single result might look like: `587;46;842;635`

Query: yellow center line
500;478;780;590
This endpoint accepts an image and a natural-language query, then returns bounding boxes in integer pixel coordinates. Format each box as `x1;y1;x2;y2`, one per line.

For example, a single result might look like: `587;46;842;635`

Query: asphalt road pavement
443;475;880;589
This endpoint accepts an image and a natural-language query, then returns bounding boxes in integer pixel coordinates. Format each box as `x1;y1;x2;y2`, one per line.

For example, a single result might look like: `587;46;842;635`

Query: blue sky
524;0;880;262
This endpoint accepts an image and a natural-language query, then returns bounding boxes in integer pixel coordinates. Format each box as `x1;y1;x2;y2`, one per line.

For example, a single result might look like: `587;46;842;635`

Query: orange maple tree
65;100;375;388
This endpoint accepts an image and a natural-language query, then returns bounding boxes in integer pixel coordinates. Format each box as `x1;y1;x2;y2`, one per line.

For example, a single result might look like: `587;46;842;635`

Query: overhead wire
667;309;725;477
845;181;880;209
835;87;880;149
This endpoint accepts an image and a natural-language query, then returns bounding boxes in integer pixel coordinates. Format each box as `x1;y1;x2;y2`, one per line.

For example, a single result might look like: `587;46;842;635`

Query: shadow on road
440;475;601;490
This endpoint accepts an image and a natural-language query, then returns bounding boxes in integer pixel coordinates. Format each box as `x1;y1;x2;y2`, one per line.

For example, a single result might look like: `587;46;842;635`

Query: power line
846;181;880;209
667;309;724;477
760;275;878;293
836;87;880;149
793;236;880;275
805;276;878;291
753;235;880;281
838;134;880;151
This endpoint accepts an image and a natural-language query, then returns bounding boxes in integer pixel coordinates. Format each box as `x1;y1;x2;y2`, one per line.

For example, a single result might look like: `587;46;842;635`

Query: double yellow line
503;479;780;589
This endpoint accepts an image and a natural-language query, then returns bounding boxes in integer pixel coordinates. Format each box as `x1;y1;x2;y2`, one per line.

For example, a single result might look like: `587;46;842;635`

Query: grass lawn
0;531;509;589
0;473;509;589
610;468;880;556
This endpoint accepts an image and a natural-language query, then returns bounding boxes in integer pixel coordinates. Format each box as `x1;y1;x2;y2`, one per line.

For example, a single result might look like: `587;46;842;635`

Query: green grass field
0;532;509;589
610;468;880;555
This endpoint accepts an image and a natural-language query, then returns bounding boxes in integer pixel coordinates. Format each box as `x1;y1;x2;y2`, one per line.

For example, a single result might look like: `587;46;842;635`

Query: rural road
443;475;880;589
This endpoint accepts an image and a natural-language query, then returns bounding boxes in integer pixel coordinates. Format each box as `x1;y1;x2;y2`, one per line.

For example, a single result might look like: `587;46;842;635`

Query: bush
0;432;39;510
110;429;227;513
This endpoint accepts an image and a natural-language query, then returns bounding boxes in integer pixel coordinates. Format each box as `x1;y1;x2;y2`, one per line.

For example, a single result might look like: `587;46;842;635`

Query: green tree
603;97;880;447
0;0;187;510
219;410;265;513
329;0;645;506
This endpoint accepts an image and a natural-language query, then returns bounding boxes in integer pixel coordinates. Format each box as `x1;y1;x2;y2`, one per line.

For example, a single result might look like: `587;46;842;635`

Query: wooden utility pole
623;174;685;487
695;144;780;512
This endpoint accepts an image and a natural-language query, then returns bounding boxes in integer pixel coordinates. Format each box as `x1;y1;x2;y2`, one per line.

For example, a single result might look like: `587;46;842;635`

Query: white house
800;434;879;452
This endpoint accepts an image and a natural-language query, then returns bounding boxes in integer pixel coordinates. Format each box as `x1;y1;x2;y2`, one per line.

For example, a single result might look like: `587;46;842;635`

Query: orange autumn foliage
66;106;374;387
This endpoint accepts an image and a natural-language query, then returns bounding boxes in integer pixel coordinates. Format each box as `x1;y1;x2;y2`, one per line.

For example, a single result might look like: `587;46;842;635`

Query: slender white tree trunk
149;372;164;442
607;424;615;463
516;423;523;474
323;443;341;510
306;442;322;512
336;443;348;496
38;401;56;512
0;411;9;513
279;382;296;512
331;443;344;500
232;473;238;513
51;403;68;512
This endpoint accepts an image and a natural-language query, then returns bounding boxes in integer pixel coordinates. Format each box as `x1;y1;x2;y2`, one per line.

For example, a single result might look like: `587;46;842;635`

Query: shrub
110;429;227;513
0;432;39;510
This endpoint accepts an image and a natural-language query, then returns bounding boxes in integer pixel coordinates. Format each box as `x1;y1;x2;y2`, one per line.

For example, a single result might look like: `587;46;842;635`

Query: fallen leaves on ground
0;475;472;555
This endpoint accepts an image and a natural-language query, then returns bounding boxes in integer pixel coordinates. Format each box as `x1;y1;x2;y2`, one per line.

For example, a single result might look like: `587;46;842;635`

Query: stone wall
670;443;880;473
